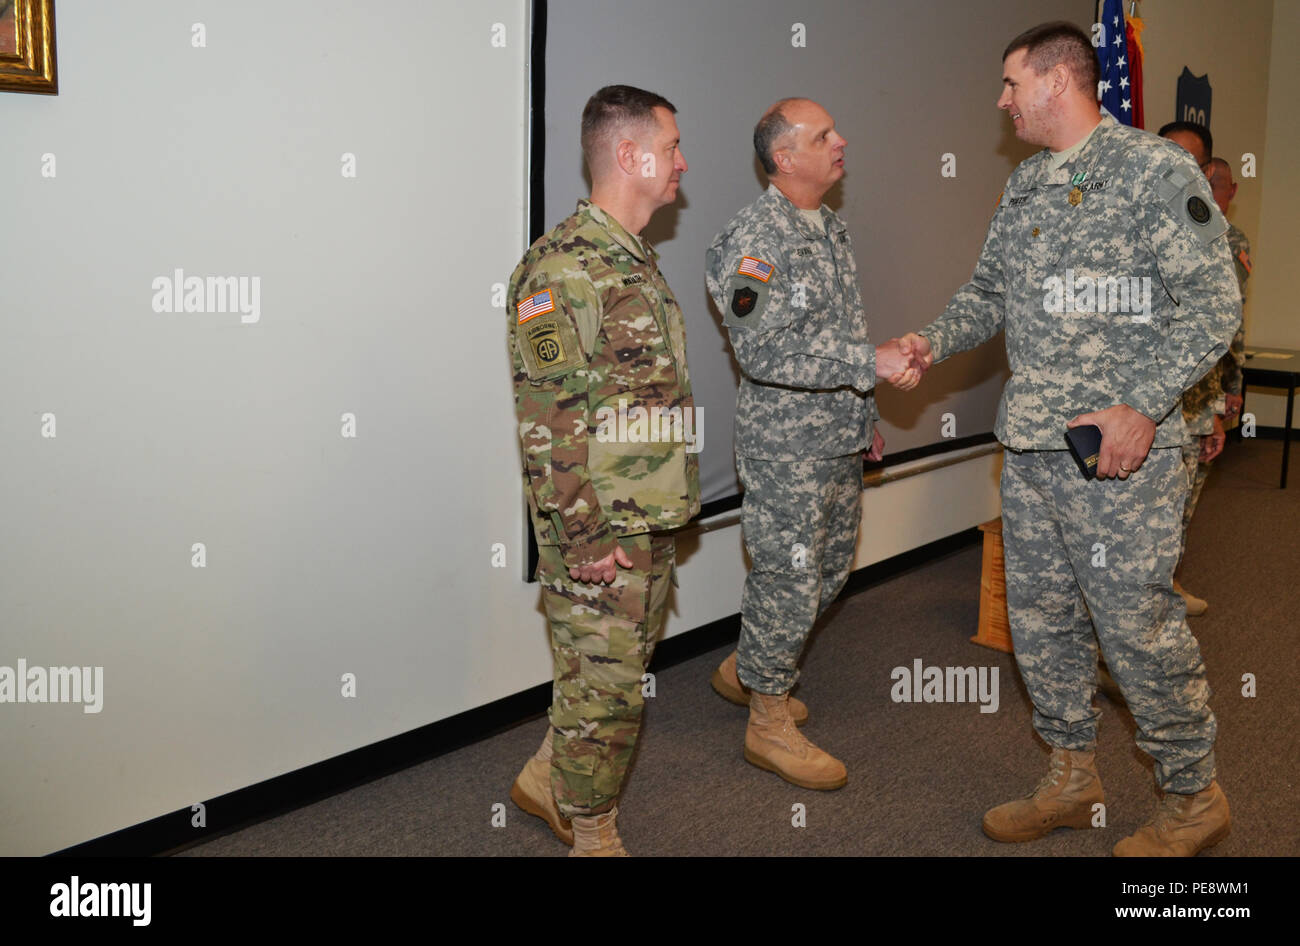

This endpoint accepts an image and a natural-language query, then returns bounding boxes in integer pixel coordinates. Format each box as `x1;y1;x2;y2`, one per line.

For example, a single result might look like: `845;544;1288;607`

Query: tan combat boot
743;691;846;790
509;729;574;845
711;651;809;726
569;807;629;857
983;747;1105;842
1174;579;1208;616
1113;781;1230;857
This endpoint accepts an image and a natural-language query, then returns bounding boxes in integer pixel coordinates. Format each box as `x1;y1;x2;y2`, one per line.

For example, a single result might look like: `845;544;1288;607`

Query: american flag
738;257;774;282
516;288;555;323
1097;0;1134;126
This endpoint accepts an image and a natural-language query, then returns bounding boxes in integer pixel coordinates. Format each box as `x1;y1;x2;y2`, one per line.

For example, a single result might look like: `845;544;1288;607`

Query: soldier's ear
774;148;794;176
1051;62;1070;97
615;138;639;176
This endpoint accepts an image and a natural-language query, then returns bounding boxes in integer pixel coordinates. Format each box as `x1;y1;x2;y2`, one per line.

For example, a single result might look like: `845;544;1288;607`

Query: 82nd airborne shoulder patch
515;286;583;381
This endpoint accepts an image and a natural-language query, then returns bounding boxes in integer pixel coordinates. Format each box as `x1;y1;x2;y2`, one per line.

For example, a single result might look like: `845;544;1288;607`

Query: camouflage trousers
1180;433;1212;546
1001;448;1217;794
536;532;675;818
735;453;862;694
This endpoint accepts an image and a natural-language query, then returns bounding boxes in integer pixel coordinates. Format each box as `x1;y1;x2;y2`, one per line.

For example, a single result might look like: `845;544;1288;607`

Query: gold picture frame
1;0;57;94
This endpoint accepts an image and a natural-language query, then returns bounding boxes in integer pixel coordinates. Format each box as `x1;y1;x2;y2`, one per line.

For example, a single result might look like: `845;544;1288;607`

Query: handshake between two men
872;331;1159;481
876;333;933;393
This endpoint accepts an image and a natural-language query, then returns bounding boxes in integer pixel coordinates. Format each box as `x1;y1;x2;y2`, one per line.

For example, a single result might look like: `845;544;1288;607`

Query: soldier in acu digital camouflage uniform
705;98;916;792
1167;150;1253;616
506;86;699;857
1158;126;1244;616
1214;162;1252;498
1209;157;1252;426
900;23;1240;856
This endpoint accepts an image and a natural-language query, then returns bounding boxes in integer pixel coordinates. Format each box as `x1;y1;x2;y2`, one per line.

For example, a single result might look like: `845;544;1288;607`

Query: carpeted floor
178;437;1300;857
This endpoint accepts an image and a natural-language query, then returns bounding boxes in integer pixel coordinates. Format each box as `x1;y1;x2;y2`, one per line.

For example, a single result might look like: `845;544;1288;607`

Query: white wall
0;0;536;856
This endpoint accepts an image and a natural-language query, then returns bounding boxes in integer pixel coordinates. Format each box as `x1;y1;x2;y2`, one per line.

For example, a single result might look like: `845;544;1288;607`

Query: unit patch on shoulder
517;288;556;323
1158;164;1226;246
722;273;770;330
737;256;774;282
519;313;583;381
732;287;758;318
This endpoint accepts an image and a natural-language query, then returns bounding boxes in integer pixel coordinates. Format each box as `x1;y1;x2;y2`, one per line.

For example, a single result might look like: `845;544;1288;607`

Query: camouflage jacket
1218;223;1251;396
1180;360;1224;434
508;199;700;569
918;111;1241;450
706;185;878;461
1180;224;1253;429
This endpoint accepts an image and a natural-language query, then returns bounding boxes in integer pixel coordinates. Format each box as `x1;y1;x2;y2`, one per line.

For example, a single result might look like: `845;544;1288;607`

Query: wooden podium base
972;517;1014;653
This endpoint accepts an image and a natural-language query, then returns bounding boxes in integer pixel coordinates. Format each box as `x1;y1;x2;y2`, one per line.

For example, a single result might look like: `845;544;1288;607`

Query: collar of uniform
1036;111;1117;187
762;184;842;240
578;198;655;263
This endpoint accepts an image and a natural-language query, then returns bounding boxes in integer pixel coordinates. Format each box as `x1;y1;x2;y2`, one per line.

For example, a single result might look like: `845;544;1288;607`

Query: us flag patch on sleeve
737;257;774;282
517;289;556;323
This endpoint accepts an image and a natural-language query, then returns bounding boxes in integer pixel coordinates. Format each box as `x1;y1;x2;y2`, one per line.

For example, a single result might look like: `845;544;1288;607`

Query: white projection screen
543;0;1091;504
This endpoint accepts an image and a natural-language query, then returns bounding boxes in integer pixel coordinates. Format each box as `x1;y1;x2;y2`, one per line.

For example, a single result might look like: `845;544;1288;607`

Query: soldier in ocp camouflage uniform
901;23;1240;856
704;98;915;792
506;86;699;857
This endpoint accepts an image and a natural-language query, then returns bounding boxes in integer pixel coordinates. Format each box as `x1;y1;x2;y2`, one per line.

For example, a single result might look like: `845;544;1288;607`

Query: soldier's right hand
899;333;934;371
569;546;634;585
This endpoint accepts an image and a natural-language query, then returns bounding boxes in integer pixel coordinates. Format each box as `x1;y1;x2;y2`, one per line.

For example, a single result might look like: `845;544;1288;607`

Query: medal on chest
1068;171;1087;207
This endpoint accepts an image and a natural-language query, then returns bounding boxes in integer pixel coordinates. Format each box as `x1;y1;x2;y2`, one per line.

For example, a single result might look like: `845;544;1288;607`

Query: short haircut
580;85;676;174
753;98;802;175
1158;121;1213;163
1003;22;1100;98
1207;156;1234;188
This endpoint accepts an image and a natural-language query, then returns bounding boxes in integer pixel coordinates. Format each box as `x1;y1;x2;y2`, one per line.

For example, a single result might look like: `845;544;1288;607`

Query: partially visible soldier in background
1157;120;1214;174
1158;128;1248;616
705;97;916;792
1206;157;1251;424
506;85;700;856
